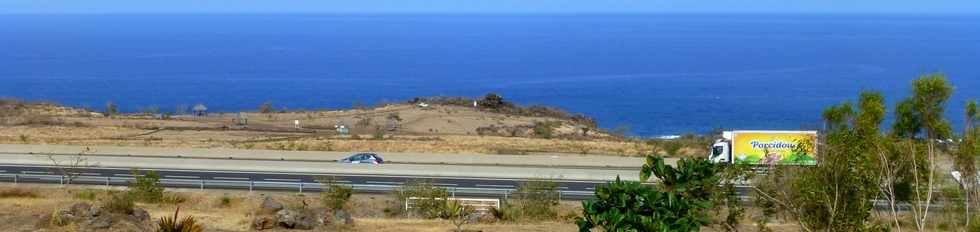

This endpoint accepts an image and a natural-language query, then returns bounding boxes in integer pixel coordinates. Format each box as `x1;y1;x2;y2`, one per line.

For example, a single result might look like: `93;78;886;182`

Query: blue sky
2;0;979;14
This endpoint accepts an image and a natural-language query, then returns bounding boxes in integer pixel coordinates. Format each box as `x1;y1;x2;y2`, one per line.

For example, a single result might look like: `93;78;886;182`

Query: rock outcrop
47;202;151;231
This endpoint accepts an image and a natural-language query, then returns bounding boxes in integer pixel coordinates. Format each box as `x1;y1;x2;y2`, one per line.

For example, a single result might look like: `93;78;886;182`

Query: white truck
708;130;818;165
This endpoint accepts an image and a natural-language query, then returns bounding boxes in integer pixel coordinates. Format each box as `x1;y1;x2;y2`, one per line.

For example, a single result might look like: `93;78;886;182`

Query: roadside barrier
405;197;501;212
0;173;596;200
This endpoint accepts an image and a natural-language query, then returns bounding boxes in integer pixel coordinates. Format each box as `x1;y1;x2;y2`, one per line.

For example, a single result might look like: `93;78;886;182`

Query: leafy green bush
129;170;165;203
532;121;561;139
969;217;980;232
577;156;721;232
661;140;684;156
321;182;353;211
394;181;449;219
446;200;476;232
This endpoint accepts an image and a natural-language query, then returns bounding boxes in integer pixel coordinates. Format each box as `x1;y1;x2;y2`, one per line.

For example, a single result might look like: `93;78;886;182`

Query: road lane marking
475;184;514;188
22;171;52;174
264;178;301;182
114;174;143;177
433;183;458;186
213;177;250;180
585;187;595;190
366;181;403;185
165;175;200;179
0;170;6;173
80;173;102;176
0;165;617;184
558;186;569;189
0;166;612;183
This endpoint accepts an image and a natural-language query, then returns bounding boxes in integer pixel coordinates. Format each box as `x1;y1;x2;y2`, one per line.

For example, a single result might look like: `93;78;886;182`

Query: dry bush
0;187;40;198
103;192;136;214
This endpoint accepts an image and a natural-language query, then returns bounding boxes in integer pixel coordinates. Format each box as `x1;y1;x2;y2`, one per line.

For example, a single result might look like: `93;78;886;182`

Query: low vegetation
157;207;203;232
103;191;136;215
445;200;476;232
319;177;354;211
129;170;165;203
504;181;561;221
392;181;450;219
578;156;723;231
577;73;979;231
0;94;725;157
0;187;39;198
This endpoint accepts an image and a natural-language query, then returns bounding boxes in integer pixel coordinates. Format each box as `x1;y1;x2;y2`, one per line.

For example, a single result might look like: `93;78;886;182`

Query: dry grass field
0;99;710;157
0;185;824;232
0;185;584;232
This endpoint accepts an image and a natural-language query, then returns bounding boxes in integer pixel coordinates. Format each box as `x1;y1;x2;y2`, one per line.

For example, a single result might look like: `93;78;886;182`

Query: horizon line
2;11;980;16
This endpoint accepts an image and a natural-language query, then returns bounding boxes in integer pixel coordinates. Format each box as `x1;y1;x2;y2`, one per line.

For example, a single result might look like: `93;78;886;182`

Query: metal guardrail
405;197;501;212
0;173;595;199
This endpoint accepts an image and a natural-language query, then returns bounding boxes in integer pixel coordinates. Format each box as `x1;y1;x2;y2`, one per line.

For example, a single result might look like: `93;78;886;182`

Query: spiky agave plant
157;207;203;232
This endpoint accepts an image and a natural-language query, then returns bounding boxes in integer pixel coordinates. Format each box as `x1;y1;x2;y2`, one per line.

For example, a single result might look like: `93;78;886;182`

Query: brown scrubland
0;184;813;232
0;97;712;157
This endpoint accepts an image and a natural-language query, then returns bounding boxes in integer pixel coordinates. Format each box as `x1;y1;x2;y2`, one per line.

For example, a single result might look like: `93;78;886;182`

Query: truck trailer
708;130;818;165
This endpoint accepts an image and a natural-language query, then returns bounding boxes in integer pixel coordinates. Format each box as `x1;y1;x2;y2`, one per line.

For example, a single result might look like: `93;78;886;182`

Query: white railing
405;197;501;212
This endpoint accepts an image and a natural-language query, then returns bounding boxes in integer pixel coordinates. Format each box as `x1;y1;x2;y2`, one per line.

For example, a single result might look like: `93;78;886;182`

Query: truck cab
708;131;734;164
709;139;731;164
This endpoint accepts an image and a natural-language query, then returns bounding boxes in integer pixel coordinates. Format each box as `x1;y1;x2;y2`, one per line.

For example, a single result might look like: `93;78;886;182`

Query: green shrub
74;189;98;201
578;156;721;232
129;169;165;203
492;147;528;155
103;192;135;215
532;121;560;139
373;126;385;140
661;140;684;156
508;180;560;221
395;181;449;219
488;206;505;220
161;193;187;205
356;117;372;128
258;101;273;114
219;196;232;207
446;200;476;232
969;217;980;232
320;179;353;211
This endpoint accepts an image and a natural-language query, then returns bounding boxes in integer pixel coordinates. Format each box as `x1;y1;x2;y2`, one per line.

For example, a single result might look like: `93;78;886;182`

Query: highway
0;144;753;201
0;164;608;200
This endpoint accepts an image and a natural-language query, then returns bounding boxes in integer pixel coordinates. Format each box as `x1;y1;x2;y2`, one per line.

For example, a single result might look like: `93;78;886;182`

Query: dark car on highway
338;153;384;164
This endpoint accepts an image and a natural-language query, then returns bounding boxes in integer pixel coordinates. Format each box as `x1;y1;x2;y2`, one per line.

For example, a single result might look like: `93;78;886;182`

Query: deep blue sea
1;14;979;137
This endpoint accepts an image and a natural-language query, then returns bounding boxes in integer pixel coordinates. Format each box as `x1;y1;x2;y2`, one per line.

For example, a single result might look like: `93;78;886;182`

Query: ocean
1;14;978;137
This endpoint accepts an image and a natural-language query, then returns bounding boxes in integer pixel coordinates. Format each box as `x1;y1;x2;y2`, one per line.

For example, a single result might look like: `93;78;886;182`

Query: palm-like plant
157;207;203;232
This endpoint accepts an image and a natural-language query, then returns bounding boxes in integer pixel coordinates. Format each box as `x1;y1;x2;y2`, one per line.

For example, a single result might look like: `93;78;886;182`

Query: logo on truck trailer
733;131;817;165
